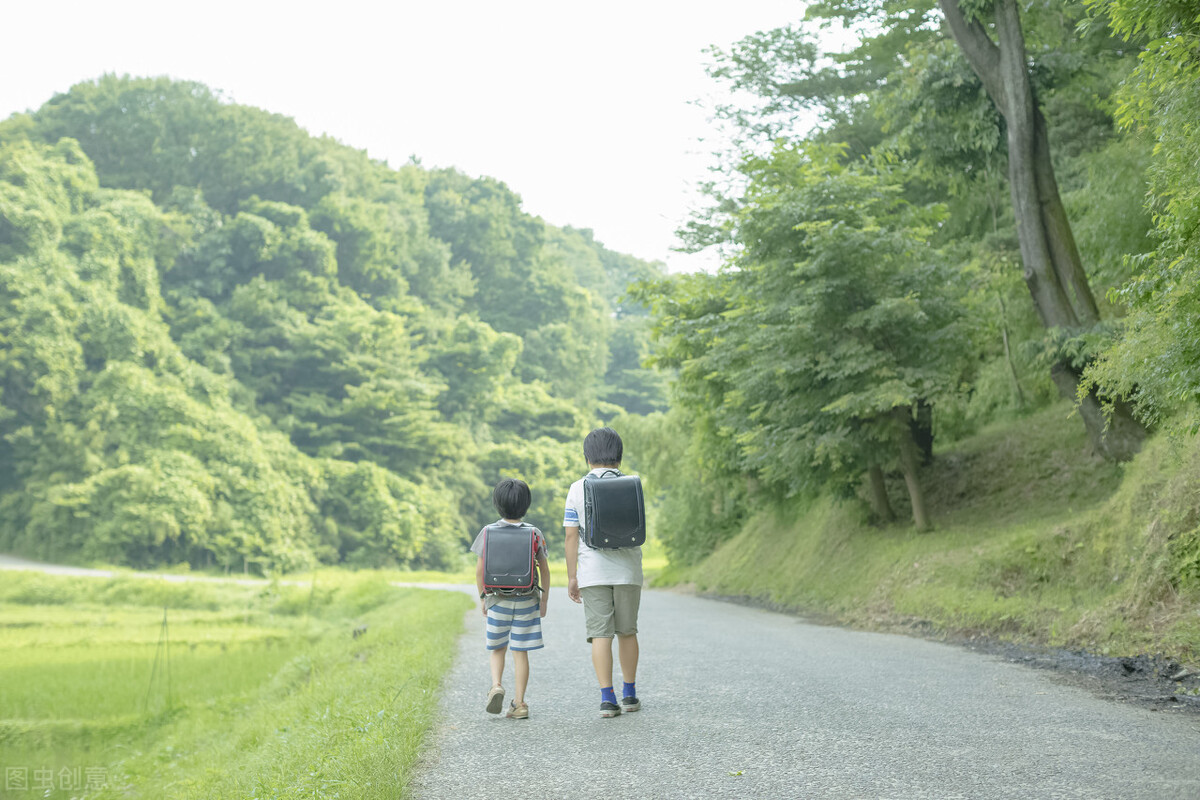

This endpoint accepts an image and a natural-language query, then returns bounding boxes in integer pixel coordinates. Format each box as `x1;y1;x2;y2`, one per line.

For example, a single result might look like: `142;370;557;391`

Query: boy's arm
564;526;581;603
537;553;550;617
475;556;487;616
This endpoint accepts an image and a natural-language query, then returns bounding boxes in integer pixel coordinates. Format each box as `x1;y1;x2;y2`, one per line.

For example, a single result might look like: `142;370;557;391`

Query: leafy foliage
1080;0;1200;423
634;0;1196;568
0;77;667;570
637;148;968;550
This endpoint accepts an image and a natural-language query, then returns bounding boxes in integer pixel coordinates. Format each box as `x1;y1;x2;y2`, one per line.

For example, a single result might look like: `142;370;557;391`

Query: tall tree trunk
938;0;1144;461
865;464;896;523
894;408;931;531
910;400;935;466
1032;109;1100;323
1050;363;1146;462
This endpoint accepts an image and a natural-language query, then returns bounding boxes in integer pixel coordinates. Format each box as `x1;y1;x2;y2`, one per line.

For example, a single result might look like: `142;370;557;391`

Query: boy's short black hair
584;427;623;467
493;478;531;520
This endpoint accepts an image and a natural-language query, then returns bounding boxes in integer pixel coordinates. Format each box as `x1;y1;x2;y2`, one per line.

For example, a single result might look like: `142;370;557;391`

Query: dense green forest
623;0;1200;597
3;0;1200;610
0;76;666;571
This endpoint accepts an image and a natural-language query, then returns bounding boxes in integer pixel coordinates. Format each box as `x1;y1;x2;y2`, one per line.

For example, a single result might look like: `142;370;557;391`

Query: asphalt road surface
411;587;1200;800
0;552;268;584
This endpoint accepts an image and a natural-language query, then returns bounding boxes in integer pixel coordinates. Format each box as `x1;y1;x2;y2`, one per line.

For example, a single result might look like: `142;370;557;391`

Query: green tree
641;148;968;531
1081;1;1200;428
423;169;611;407
0;141;324;570
930;1;1139;459
701;1;1147;460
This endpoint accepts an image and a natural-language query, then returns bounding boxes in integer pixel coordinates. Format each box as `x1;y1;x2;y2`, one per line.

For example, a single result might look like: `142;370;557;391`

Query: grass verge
659;403;1200;664
0;573;470;799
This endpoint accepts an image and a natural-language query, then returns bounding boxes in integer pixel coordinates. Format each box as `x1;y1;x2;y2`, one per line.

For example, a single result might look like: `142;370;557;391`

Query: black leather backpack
482;524;539;594
582;469;645;549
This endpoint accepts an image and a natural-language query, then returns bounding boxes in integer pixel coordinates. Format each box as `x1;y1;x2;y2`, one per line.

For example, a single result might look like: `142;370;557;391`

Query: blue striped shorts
485;595;543;651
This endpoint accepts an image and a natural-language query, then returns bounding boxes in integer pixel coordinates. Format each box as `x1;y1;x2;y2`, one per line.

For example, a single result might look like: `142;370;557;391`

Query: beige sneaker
506;701;529;720
486;685;505;714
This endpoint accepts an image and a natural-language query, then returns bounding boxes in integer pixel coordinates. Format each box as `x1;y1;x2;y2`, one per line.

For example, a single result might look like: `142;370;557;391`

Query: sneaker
620;696;641;712
486;685;505;715
599;701;622;718
506;701;529;720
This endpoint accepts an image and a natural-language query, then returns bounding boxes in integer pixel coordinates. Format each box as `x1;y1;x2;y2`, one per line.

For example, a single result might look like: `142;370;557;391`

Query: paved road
0;552;123;577
0;552;272;584
411;587;1200;800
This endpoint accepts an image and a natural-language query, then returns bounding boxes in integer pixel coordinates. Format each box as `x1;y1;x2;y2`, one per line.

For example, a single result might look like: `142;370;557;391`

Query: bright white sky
1;1;812;272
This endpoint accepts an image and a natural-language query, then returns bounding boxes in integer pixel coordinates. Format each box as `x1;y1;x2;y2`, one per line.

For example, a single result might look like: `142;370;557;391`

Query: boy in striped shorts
471;478;550;719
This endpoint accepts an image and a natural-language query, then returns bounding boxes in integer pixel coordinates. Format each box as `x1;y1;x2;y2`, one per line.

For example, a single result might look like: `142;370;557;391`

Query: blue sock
623;681;636;698
601;686;617;705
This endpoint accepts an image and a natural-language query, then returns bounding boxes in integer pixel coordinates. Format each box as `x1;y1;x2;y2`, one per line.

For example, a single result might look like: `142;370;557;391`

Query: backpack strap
480;525;491;596
526;525;541;592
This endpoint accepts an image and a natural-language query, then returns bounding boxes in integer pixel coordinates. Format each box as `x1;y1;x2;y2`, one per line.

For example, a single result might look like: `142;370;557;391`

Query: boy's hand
480;599;488;617
567;577;581;603
539;593;548;618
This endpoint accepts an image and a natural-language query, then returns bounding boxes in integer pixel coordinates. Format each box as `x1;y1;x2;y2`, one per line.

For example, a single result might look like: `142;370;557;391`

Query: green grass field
0;573;470;799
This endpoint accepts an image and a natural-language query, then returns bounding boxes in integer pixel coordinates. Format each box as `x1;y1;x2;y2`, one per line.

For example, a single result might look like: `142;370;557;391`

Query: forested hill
0;75;667;572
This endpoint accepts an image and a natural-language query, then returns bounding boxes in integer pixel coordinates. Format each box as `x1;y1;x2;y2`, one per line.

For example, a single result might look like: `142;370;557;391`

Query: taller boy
564;427;643;718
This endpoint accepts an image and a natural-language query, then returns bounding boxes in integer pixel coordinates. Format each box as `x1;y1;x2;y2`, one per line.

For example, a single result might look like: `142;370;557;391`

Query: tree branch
937;0;1006;110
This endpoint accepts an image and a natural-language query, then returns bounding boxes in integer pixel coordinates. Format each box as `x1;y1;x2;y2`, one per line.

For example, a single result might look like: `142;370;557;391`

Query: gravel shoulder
955;635;1200;712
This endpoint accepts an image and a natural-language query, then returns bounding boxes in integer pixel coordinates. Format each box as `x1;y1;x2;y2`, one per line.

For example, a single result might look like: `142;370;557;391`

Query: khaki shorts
580;584;641;642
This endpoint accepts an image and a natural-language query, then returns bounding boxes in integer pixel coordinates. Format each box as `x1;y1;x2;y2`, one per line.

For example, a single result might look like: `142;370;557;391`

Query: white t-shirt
563;468;643;588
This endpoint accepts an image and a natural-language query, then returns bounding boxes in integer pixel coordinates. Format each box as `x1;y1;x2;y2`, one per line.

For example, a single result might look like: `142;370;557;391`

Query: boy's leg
581;585;622;716
617;634;638;684
512;650;529;705
613;584;642;710
581;585;617;687
485;599;514;714
614;584;641;683
487;646;507;713
591;636;614;687
490;645;507;688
